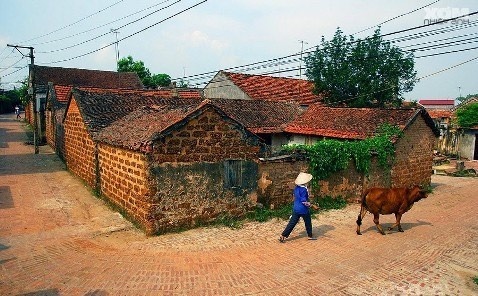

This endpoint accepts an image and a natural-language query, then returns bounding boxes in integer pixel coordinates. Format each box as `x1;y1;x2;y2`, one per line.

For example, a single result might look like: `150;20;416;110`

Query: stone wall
98;143;155;233
258;116;435;207
391;116;436;187
64;98;97;189
45;110;54;149
151;110;260;163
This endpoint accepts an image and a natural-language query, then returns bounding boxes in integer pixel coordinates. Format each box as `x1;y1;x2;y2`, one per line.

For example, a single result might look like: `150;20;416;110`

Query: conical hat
295;172;313;185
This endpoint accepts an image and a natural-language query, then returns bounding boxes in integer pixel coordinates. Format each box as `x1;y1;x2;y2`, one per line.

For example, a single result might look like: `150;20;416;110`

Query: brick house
63;87;263;234
278;105;439;195
96;101;263;234
203;70;323;105
29;65;143;147
254;105;438;208
48;83;202;159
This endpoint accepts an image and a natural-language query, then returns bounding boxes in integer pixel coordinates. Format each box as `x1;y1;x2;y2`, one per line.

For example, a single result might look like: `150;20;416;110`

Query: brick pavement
0;113;477;296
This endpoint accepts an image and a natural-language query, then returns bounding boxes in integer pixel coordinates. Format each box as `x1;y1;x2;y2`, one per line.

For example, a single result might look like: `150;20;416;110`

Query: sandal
279;236;286;243
308;237;317;240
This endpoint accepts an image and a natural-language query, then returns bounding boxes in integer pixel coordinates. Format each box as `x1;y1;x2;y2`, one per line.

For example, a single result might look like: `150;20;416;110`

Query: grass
314;195;348;211
473;276;478;286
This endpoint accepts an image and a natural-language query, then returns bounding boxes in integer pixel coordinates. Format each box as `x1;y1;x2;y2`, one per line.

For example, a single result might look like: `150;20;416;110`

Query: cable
37;0;182;54
17;0;125;44
173;11;478;84
352;0;441;35
416;45;478;58
0;57;24;74
40;0;208;65
30;0;173;47
0;65;28;79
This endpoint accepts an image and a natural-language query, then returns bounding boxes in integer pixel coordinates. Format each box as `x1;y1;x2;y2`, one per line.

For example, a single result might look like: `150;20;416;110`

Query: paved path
1;113;477;296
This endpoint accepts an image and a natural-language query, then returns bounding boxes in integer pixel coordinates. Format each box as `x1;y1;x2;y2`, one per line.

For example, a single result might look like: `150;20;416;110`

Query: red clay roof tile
284;105;426;139
222;71;323;105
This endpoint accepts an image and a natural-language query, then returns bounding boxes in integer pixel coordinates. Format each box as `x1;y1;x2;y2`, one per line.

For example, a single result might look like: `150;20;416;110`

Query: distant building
418;99;455;110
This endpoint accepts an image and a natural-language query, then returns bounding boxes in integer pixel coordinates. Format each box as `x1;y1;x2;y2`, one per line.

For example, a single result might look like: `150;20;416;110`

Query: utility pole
110;28;120;70
298;40;308;79
7;44;38;154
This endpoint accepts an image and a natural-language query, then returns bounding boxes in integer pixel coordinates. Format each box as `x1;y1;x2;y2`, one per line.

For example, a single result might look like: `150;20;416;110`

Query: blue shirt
293;185;310;214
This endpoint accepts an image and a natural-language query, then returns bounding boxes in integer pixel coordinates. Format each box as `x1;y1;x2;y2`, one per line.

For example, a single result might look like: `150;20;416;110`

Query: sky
1;0;477;101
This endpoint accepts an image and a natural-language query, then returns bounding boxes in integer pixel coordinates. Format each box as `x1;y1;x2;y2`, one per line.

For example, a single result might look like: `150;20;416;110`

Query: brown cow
356;185;428;235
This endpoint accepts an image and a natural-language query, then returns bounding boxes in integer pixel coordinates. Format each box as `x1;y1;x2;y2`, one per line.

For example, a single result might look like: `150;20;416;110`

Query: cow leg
373;213;385;235
388;213;403;232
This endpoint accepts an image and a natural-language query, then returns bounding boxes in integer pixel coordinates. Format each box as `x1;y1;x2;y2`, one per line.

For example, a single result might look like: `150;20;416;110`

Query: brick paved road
1;114;477;296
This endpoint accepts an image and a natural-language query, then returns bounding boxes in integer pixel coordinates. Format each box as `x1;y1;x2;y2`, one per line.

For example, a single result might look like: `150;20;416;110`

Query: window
224;160;243;189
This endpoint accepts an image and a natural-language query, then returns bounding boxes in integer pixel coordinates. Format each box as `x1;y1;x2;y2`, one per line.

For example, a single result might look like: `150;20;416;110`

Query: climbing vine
283;124;402;187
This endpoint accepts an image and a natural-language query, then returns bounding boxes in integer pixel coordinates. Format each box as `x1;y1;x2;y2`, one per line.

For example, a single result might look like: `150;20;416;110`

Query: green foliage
215;214;243;229
455;102;478;128
283;124;401;186
247;204;293;222
313;195;347;211
456;93;478;103
0;83;26;113
305;28;417;107
473;276;478;286
117;55;171;88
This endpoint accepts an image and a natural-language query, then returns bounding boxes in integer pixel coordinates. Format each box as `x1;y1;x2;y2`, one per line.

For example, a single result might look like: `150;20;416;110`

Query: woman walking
279;172;317;243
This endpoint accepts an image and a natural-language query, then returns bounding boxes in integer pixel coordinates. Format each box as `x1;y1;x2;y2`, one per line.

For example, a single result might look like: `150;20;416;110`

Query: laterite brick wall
259;116;435;207
147;110;261;234
45;110;54;149
63;98;97;189
391;116;436;187
98;143;155;233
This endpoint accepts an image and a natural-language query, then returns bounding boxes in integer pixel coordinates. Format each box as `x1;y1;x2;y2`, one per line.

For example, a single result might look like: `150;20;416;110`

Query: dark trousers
281;212;313;238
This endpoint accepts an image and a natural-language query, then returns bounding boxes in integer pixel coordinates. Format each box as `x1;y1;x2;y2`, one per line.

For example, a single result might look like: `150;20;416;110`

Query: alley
0;114;477;295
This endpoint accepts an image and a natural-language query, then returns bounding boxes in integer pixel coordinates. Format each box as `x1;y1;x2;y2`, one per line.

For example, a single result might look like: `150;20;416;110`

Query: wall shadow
84;290;109;296
0;186;14;208
0;154;65;176
19;289;60;296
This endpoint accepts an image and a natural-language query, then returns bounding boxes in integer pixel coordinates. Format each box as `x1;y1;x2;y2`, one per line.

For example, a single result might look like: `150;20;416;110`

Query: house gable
204;70;323;105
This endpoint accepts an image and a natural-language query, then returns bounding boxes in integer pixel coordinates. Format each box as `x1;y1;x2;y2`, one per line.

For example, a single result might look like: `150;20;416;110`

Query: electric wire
17;0;125;44
40;0;208;65
351;0;441;35
29;0;174;47
36;0;182;54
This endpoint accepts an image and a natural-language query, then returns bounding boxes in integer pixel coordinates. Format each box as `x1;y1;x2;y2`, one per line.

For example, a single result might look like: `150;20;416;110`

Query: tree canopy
305;28;417;108
117;56;171;89
456;102;478;128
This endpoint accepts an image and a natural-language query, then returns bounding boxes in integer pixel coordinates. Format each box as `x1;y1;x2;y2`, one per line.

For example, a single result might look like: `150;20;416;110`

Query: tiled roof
69;88;199;139
418;99;455;105
222;71;323;105
97;100;261;151
209;99;303;133
284;105;439;139
427;110;452;119
98;103;202;150
32;65;143;89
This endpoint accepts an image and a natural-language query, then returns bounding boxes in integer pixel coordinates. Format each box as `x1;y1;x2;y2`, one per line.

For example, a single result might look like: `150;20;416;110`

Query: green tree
456;93;478;103
456;102;478;128
305;28;417;107
117;55;171;88
0;78;27;113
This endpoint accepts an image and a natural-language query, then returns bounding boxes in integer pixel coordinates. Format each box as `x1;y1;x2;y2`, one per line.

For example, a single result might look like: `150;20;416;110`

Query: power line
40;0;208;65
17;0;125;44
37;0;182;54
29;0;174;47
352;0;441;35
173;10;478;84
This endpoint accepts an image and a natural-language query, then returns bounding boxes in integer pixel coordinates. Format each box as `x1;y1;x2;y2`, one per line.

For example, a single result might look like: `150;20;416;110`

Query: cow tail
356;189;369;226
